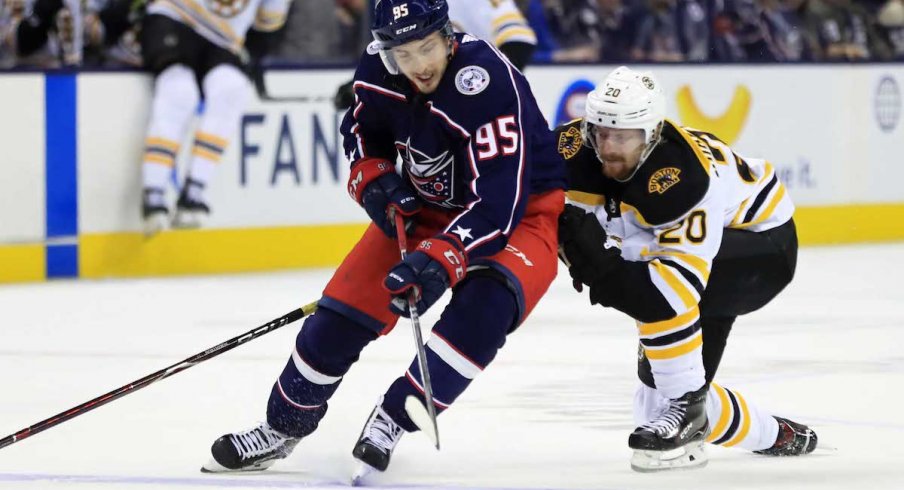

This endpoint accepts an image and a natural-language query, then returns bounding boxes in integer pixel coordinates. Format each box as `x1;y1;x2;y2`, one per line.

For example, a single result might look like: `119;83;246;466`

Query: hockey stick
391;210;441;450
258;92;333;104
251;66;332;104
0;301;319;451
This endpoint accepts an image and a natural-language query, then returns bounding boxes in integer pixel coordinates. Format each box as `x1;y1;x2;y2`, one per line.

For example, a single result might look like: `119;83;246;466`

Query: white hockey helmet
581;66;666;166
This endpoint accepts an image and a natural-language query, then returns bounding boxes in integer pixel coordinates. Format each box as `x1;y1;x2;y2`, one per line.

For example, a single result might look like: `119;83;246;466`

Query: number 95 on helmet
368;0;454;75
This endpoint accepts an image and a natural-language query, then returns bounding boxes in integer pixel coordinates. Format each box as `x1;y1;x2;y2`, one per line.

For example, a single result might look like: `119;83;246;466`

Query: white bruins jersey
148;0;290;55
558;118;794;325
447;0;536;48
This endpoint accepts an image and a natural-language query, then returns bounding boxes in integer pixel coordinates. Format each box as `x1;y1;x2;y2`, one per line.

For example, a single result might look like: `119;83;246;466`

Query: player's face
593;126;646;180
392;32;449;94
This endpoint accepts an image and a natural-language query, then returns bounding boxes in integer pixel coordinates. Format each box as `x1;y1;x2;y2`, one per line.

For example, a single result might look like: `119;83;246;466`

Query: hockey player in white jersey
556;66;817;471
139;0;290;234
446;0;536;69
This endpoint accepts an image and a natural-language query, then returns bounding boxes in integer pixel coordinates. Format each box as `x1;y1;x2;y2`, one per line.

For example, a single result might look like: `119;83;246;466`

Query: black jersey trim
712;389;742;445
660;259;705;296
743;174;779;224
639;321;702;347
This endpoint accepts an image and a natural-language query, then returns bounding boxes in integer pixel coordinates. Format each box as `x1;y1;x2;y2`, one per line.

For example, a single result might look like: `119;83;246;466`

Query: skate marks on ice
0;472;620;490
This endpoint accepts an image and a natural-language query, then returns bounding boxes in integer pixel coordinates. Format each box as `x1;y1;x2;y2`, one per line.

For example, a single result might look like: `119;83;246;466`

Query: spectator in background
0;1;22;68
596;0;635;62
877;0;904;59
778;0;829;59
335;0;370;61
275;0;368;63
528;0;602;62
802;0;891;60
0;0;80;68
763;0;814;60
712;0;801;61
630;0;708;62
83;0;143;68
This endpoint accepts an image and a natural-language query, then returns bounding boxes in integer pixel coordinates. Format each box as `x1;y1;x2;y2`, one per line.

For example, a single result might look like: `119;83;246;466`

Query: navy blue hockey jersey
340;33;566;259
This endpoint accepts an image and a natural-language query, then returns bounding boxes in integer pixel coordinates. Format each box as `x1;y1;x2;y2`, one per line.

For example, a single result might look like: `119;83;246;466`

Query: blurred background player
556;66;817;471
139;0;290;234
447;0;537;68
202;0;565;477
0;0;80;69
333;0;536;110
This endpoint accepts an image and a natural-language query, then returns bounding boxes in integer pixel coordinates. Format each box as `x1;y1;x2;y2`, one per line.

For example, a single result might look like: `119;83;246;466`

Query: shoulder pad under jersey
556;119;614;206
619;120;712;226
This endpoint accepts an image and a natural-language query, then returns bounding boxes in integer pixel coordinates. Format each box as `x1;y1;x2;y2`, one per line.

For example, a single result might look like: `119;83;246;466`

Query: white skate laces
229;423;291;461
203;421;301;473
351;404;406;483
640;399;687;437
363;406;403;452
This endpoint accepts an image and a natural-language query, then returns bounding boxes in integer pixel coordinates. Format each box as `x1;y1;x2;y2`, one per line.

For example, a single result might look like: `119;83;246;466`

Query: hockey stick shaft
0;301;318;451
251;65;332;103
392;211;440;449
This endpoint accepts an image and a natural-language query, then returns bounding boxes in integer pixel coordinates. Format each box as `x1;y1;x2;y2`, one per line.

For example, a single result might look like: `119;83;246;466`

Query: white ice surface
1;243;903;489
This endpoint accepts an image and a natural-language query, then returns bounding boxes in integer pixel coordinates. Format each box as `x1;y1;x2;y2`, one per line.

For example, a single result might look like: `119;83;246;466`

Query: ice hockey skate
629;386;708;472
201;421;300;473
172;179;210;229
351;398;405;485
142;187;169;236
755;416;818;456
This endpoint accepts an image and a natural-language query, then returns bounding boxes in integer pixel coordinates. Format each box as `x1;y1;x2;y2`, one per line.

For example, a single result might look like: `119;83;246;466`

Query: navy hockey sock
382;277;516;431
267;306;377;437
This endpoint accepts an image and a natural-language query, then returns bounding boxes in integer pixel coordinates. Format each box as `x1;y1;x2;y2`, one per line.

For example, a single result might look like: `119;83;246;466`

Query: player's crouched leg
202;306;378;473
352;275;518;473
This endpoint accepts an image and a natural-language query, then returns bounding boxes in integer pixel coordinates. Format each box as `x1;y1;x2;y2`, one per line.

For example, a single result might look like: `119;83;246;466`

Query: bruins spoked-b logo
648;167;681;194
557;126;582;159
206;0;250;18
455;66;490;95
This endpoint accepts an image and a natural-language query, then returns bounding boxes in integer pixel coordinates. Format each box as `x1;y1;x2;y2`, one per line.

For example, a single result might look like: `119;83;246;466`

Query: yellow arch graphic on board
675;85;751;146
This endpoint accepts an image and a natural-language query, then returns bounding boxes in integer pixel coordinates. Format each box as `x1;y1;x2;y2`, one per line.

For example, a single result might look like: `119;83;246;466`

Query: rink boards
1;65;902;282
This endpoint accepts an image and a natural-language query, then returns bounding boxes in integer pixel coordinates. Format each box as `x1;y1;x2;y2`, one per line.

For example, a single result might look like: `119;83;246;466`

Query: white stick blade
404;395;439;449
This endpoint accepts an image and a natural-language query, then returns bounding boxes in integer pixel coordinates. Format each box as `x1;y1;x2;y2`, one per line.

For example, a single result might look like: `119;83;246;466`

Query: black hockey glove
558;203;622;289
334;79;355;111
384;234;467;317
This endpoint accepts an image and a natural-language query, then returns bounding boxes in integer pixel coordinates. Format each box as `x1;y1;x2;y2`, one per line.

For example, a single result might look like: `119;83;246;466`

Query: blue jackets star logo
398;140;457;208
451;225;473;242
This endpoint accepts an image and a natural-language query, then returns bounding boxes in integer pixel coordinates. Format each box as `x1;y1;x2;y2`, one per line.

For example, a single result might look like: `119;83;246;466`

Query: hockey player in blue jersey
202;0;566;477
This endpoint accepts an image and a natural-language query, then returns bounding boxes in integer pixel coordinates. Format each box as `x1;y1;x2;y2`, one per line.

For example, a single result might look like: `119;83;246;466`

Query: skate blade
143;214;168;237
630;441;708;473
814;442;838;452
350;461;377;486
171;210;205;229
404;396;439;449
200;458;274;474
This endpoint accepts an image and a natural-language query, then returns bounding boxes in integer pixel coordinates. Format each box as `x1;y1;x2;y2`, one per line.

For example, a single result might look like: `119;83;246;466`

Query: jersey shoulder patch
556;120;584;160
455;65;491;95
557;119;616;203
621;122;711;226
